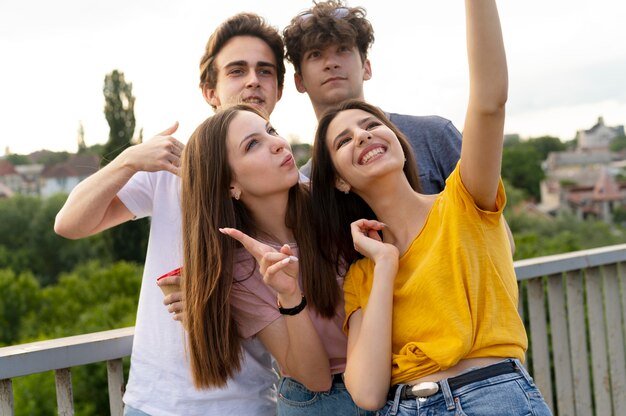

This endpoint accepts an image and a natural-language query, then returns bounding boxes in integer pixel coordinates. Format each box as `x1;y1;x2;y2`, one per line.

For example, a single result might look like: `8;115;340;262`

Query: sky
1;0;625;155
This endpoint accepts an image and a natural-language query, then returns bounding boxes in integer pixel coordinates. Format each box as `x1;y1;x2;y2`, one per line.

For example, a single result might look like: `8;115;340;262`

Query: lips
241;95;264;105
281;154;295;167
322;76;347;85
358;144;387;165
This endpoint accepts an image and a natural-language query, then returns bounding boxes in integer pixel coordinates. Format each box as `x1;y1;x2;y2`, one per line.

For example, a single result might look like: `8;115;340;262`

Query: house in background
577;116;625;152
539;117;626;222
0;160;21;194
40;154;100;197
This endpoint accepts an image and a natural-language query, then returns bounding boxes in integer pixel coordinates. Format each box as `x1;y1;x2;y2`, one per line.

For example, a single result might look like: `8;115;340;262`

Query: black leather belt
388;361;520;400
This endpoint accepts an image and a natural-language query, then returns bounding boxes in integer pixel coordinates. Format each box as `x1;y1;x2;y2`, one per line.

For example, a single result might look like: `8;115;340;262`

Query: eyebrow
223;60;276;71
331;116;375;148
239;122;271;148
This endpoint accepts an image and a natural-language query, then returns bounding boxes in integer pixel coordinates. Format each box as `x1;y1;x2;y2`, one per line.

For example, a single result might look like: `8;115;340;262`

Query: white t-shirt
118;170;278;416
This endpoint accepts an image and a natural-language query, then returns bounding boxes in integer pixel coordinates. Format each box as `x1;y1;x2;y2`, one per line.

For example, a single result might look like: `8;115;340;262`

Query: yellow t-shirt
343;164;527;386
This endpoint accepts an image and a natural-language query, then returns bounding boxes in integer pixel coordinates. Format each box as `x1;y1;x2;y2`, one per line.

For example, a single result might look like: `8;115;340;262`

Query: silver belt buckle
409;381;439;399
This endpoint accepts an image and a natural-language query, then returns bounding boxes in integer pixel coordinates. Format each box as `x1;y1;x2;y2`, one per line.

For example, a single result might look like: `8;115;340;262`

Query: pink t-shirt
230;247;347;376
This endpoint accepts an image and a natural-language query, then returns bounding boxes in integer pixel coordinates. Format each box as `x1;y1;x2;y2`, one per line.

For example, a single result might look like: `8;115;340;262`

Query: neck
244;191;294;244
355;172;429;253
312;92;366;121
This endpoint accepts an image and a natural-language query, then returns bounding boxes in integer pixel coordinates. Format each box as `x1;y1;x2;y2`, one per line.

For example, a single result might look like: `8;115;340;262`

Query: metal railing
1;245;626;415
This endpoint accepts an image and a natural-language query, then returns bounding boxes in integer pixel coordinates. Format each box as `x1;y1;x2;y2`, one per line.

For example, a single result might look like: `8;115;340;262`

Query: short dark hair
283;0;375;74
199;13;285;95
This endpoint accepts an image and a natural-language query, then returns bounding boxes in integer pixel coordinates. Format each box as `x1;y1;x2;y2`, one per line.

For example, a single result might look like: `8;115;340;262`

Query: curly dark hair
283;0;375;74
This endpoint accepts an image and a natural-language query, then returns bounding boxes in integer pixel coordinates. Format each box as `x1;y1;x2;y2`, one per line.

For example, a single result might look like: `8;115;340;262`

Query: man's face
203;35;283;115
295;44;371;114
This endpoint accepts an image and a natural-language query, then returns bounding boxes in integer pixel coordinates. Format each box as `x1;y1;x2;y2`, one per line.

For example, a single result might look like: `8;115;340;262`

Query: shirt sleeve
230;255;281;339
117;171;157;219
446;162;507;226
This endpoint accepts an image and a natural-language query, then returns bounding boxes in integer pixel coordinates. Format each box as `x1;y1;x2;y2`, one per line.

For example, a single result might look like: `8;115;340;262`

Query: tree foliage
609;135;626;153
11;260;142;415
100;69;149;263
501;135;566;202
0;194;110;286
102;70;136;164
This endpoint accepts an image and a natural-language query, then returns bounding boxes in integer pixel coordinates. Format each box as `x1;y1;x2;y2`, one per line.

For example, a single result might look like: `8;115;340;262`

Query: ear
229;185;242;201
294;72;307;94
335;177;351;194
202;85;221;109
362;58;372;81
277;84;284;102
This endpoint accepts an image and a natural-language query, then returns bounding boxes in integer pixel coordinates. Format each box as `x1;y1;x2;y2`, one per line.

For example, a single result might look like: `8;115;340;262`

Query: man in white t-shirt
54;13;285;416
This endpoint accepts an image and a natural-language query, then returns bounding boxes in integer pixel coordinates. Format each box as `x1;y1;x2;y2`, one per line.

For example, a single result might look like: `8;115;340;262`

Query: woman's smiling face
326;108;406;192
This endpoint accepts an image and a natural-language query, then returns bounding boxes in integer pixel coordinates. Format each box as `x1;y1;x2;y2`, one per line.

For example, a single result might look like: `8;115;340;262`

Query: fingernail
218;228;226;234
289;256;299;262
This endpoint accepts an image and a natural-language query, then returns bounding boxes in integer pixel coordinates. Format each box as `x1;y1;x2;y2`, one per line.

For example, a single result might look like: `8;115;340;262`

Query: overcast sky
1;0;625;155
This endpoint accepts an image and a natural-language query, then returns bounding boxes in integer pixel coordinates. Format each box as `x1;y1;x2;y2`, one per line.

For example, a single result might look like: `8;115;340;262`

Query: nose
323;53;340;71
356;128;372;147
246;71;260;88
270;137;286;154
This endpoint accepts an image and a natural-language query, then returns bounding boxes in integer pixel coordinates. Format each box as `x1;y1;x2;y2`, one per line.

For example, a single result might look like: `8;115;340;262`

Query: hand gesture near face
219;228;301;302
119;122;185;176
350;219;399;272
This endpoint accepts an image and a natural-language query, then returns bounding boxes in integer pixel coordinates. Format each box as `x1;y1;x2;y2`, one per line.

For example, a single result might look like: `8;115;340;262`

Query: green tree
0;269;40;346
0;195;41;273
13;261;142;416
502;146;545;201
102;70;136;163
528;135;566;160
77;121;87;153
4;153;30;165
27;194;111;285
100;69;148;263
609;135;626;152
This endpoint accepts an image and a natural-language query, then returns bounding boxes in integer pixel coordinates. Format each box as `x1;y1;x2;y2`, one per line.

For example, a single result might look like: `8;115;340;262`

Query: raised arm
54;123;183;239
459;0;507;211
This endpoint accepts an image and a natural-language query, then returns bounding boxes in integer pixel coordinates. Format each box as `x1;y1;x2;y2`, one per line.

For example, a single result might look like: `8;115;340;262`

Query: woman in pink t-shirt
180;104;372;415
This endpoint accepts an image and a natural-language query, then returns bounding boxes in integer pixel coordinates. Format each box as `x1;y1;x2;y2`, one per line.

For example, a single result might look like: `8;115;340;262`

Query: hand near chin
350;219;399;265
219;228;300;298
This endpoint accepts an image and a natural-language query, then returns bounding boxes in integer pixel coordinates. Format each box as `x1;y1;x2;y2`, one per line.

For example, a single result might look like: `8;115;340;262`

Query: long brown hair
181;104;339;388
310;99;421;271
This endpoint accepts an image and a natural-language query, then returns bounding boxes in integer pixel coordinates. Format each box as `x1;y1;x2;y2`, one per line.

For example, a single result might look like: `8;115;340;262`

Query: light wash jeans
278;375;375;416
378;359;552;416
124;405;151;416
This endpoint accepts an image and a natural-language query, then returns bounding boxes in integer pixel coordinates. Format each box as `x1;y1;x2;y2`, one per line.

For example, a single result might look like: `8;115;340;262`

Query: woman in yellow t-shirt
309;1;552;415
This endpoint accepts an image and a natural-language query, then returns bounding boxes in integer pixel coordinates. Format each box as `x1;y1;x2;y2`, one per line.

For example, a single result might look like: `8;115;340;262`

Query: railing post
0;379;14;416
107;359;125;416
55;368;74;416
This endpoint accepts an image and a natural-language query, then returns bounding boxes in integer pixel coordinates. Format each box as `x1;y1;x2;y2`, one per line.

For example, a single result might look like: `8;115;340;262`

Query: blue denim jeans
123;405;151;416
378;359;552;416
278;375;375;416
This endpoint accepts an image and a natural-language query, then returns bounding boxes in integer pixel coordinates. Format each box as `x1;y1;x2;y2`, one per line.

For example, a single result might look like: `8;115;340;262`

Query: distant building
41;154;100;197
539;117;626;222
576;116;625;153
0;159;21;194
0;154;100;198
